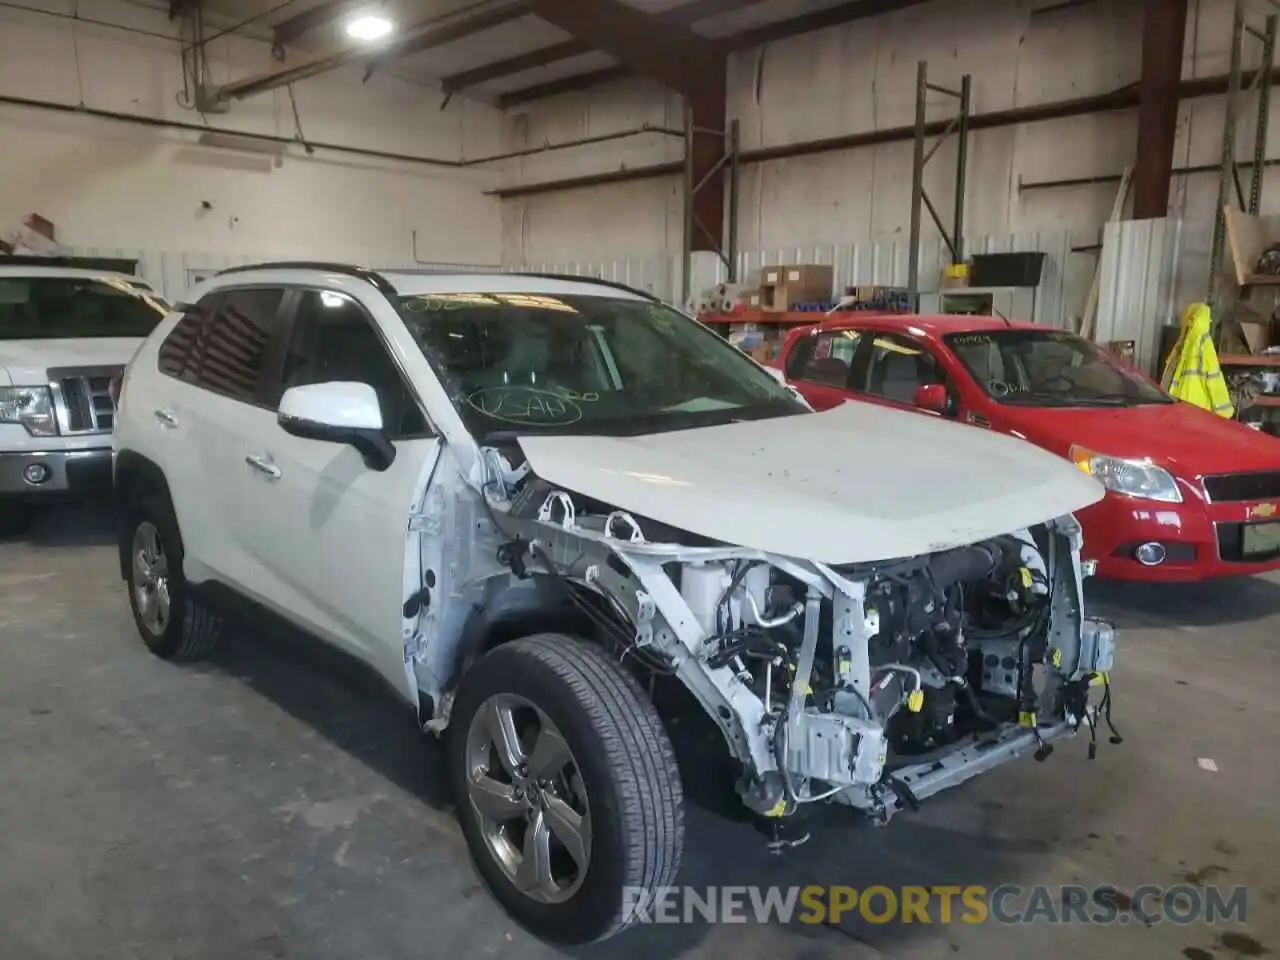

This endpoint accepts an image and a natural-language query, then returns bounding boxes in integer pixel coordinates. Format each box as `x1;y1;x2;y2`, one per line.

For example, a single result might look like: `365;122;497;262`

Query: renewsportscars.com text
621;884;1248;926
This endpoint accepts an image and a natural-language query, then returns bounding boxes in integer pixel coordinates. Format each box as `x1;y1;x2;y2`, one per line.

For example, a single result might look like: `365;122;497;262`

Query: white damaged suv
113;263;1118;944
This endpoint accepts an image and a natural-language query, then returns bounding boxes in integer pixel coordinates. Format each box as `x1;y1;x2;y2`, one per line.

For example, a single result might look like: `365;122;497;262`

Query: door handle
153;408;179;428
245;453;282;480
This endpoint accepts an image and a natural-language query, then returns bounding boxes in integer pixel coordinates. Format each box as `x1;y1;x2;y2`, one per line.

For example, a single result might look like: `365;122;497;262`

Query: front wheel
449;633;684;945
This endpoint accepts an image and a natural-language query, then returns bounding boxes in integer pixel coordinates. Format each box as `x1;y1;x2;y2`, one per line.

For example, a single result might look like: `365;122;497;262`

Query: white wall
0;0;505;267
499;0;1277;268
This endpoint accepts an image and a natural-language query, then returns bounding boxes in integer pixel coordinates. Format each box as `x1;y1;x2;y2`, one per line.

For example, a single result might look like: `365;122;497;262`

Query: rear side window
157;297;214;382
0;276;167;340
157;287;285;405
791;330;861;387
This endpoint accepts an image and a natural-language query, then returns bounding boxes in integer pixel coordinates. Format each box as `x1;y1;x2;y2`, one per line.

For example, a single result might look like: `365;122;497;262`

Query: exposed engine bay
413;444;1120;829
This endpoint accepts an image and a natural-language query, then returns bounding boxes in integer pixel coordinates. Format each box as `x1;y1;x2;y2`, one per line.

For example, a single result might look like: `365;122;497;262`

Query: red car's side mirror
914;383;949;413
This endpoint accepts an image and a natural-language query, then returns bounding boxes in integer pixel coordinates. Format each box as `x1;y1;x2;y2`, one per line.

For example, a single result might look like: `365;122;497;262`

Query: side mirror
277;381;396;472
913;383;950;414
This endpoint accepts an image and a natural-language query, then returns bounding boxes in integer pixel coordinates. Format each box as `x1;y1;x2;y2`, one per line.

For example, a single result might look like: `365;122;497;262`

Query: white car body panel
518;400;1105;564
1;422;130;453
0;337;145;385
115;322;236;583
116;274;447;695
240;417;441;690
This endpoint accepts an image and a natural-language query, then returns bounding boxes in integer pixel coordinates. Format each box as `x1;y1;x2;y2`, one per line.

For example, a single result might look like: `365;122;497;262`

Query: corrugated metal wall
63;222;1208;379
513;229;1086;329
1095;218;1183;374
503;256;679;302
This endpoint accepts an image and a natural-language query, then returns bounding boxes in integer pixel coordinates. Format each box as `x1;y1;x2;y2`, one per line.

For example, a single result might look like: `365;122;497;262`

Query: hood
1002;401;1280;478
517;402;1104;565
0;338;143;385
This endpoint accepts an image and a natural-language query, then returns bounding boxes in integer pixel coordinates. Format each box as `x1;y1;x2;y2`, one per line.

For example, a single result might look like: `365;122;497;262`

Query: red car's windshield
943;328;1171;407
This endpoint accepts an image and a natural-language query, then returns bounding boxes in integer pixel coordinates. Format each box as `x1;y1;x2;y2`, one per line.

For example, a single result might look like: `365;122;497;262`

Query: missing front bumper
870;720;1078;819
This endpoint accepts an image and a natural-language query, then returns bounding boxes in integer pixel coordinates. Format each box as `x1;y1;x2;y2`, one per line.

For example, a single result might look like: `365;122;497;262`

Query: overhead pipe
0;93;465;168
1020;157;1280;193
462;124;684;165
195;0;301;48
0;93;680;171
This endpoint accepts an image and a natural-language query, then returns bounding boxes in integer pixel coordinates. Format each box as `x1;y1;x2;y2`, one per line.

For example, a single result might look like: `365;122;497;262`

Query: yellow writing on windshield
402;292;579;313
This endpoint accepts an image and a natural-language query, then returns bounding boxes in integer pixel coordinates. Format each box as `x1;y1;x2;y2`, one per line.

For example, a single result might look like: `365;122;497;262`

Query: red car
775;313;1280;581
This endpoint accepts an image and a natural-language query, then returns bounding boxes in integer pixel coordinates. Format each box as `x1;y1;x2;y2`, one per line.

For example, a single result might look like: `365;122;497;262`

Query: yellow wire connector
906;689;925;713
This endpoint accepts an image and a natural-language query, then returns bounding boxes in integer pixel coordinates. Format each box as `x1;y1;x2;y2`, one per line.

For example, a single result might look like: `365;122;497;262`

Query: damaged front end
454;447;1120;831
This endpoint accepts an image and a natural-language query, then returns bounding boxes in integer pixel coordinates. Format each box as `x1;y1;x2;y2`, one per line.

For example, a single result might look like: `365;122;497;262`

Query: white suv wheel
131;521;171;636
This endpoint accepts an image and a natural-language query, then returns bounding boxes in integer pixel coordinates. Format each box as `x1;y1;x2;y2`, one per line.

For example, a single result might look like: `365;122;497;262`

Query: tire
122;496;221;661
449;633;684;945
0;501;30;537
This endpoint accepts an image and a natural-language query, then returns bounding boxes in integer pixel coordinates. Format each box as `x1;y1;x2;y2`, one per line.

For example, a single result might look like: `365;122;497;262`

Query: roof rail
215;262;397;300
506;272;661;302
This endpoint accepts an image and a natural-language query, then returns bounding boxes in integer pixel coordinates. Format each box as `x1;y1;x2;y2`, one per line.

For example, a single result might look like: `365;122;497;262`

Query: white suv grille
49;366;121;435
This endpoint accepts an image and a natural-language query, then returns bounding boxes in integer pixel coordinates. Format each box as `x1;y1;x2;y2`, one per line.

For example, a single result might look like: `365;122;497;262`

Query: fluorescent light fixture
346;13;394;41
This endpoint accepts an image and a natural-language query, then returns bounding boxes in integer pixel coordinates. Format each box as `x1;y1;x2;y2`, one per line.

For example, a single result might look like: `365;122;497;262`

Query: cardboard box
760;264;833;312
24;213;55;242
1238;319;1272;354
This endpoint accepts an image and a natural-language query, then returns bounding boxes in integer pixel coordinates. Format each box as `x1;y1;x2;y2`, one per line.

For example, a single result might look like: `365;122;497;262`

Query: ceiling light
346;13;394;42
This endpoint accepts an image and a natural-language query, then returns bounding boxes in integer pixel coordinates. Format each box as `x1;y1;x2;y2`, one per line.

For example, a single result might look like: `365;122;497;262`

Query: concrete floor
1;501;1277;960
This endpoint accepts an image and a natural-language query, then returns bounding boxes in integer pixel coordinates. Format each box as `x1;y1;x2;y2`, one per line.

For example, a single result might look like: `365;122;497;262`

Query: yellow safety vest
1161;302;1234;418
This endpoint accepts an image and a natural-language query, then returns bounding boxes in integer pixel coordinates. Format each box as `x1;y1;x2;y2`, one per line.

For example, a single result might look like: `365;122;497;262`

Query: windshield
943;328;1171;407
397;292;807;440
0;276;168;340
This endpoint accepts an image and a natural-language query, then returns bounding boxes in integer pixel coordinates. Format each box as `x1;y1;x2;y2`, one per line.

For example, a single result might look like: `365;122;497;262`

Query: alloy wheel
464;693;592;903
131;521;171;636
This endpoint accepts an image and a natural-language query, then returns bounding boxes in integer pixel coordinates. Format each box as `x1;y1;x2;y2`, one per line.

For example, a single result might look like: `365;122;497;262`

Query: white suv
113;262;1118;944
0;262;167;533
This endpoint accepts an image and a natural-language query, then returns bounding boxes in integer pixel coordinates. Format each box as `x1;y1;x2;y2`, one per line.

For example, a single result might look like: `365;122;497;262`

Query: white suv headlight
0;386;58;437
1070;445;1182;503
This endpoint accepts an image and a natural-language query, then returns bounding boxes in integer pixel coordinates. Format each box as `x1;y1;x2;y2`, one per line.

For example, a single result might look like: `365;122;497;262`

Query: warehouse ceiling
193;0;930;108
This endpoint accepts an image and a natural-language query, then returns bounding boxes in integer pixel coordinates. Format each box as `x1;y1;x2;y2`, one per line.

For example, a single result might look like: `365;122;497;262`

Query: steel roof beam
498;0;932;106
523;0;723;97
445;0;751;95
214;1;527;101
272;0;362;47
